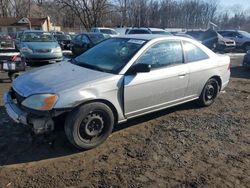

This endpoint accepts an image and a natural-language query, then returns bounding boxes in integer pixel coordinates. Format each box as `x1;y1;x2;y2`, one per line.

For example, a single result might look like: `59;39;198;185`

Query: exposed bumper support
3;91;28;125
3;91;55;134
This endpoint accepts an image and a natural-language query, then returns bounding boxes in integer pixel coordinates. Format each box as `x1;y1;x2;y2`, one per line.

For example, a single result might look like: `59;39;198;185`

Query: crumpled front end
3;88;62;134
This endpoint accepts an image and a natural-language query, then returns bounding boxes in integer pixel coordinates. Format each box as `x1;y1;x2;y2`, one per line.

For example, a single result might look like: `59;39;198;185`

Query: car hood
12;61;113;97
221;37;235;42
21;42;59;49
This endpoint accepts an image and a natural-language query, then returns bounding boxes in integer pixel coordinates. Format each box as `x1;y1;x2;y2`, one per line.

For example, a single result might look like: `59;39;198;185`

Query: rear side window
183;41;209;63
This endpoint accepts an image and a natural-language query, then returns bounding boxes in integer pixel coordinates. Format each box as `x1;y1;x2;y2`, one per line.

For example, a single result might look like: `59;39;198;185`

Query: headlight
218;40;225;45
22;94;58;111
20;47;33;53
53;47;62;53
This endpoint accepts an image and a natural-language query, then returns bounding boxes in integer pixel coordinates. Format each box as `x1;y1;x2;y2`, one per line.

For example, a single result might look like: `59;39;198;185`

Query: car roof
129;28;150;31
23;30;51;33
115;34;181;41
149;28;165;31
92;27;115;30
218;30;242;32
79;32;105;36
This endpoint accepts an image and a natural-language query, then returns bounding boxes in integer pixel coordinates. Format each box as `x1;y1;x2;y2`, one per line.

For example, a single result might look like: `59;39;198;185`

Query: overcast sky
220;0;249;7
220;0;249;5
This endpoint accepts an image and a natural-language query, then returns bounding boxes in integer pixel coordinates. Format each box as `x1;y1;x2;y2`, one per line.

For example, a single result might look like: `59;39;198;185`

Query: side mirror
126;63;151;75
236;35;243;38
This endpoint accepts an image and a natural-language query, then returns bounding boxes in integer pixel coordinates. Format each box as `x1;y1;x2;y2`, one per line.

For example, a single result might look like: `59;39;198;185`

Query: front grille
34;49;51;53
226;42;234;44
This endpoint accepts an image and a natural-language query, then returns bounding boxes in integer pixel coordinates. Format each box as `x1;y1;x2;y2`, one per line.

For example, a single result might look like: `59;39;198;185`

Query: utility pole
28;0;31;17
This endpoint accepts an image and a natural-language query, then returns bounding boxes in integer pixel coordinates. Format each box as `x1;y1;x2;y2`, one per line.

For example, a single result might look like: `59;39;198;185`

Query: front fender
54;76;126;122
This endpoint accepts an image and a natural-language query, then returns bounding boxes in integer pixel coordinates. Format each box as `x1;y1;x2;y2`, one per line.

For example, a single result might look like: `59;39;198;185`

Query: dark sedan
71;33;109;56
54;34;72;50
243;51;250;68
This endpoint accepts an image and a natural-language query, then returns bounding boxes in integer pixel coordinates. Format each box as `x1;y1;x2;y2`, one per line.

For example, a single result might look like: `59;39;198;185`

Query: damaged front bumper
3;91;28;125
3;91;56;134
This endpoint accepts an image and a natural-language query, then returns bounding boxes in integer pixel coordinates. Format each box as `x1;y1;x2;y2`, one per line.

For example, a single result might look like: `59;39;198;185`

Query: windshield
74;38;146;74
54;34;71;40
21;32;56;42
239;31;250;38
100;29;117;35
88;34;107;44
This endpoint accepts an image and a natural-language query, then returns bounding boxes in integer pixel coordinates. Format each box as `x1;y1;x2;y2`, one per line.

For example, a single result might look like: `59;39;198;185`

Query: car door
124;40;189;118
182;41;213;97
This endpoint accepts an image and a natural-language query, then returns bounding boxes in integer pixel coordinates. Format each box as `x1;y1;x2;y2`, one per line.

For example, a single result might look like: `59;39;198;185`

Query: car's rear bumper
216;44;235;51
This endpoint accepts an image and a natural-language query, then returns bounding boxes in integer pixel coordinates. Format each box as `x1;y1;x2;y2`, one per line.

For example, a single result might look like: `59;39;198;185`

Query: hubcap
79;113;104;138
205;82;217;101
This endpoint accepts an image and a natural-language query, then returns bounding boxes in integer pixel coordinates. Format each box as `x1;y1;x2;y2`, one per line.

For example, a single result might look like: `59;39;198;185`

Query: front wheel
65;102;114;150
198;78;219;107
245;44;250;52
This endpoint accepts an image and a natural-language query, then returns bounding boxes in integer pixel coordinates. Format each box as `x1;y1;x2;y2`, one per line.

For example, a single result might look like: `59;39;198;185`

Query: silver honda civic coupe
4;35;230;149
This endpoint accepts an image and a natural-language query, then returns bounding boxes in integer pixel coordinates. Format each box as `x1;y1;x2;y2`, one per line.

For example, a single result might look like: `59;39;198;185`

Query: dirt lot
0;55;249;188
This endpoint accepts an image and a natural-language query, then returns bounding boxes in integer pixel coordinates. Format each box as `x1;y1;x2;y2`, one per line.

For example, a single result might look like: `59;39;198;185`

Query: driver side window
136;41;183;69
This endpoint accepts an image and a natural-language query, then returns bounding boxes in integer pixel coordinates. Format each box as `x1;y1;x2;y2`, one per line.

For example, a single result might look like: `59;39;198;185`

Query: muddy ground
0;55;249;188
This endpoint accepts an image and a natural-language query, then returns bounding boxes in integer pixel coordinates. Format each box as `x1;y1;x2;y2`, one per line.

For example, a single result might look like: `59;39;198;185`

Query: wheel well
243;42;250;48
210;76;222;91
80;99;119;124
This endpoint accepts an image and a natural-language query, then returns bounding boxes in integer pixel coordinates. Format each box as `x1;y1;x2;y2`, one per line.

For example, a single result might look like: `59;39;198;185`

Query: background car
53;34;72;50
218;30;250;52
71;33;109;56
0;33;13;48
173;32;197;40
20;30;63;65
14;31;24;51
243;50;250;68
186;30;235;52
91;27;119;37
215;33;236;52
126;28;152;34
149;28;172;35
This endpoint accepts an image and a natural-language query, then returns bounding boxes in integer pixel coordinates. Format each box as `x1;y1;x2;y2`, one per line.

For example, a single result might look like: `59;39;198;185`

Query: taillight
11;55;21;62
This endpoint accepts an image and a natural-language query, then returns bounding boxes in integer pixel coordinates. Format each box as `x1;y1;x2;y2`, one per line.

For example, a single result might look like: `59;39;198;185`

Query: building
0;16;61;33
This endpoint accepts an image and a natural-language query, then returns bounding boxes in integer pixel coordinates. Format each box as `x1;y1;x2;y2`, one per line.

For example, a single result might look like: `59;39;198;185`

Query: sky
220;0;249;8
220;0;249;5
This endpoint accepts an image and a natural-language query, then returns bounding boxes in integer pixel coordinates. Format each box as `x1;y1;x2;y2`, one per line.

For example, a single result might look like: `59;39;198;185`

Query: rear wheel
65;102;114;150
198;78;219;107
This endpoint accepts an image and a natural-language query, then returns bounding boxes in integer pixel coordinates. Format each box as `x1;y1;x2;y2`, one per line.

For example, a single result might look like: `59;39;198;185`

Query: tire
244;44;250;52
65;102;114;150
198;78;219;107
8;72;20;81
